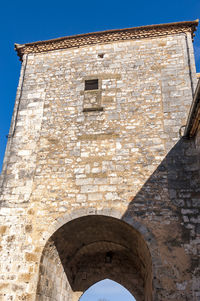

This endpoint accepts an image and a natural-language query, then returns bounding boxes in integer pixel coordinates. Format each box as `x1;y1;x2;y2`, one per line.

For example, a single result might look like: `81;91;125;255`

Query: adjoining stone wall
192;125;200;299
195;124;200;151
0;30;199;301
165;137;200;300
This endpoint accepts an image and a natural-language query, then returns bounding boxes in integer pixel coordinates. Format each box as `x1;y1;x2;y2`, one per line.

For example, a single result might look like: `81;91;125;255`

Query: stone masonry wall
0;31;199;300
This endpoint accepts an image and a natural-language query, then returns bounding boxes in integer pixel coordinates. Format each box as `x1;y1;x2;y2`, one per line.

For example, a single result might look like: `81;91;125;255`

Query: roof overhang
15;20;199;60
184;79;200;138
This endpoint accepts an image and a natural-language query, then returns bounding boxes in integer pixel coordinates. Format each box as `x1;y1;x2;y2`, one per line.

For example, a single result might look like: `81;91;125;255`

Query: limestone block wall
0;31;199;300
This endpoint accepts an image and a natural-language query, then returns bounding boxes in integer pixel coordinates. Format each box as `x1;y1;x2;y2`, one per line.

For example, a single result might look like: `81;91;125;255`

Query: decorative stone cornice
15;20;198;60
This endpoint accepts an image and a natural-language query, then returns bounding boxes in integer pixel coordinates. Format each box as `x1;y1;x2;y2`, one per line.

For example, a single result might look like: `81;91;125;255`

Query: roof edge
184;79;200;138
15;20;199;60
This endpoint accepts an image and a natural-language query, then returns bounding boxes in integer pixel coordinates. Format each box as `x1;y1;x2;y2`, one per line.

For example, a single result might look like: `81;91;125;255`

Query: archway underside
36;215;153;301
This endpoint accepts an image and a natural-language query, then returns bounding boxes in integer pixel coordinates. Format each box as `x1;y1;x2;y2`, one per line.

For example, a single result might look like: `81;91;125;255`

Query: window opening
85;79;98;90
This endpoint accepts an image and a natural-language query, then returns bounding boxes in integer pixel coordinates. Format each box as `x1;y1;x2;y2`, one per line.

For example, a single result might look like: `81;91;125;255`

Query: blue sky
0;0;200;171
80;279;136;301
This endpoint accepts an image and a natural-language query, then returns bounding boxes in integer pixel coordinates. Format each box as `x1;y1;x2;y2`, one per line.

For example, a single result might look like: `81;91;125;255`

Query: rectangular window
85;79;98;91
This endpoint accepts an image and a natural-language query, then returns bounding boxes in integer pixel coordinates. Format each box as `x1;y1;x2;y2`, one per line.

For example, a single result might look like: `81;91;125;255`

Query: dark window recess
83;107;103;112
85;79;98;90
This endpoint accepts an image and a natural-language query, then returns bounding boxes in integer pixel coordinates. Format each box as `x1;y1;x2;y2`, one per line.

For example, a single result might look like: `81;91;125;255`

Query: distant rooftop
15;20;198;60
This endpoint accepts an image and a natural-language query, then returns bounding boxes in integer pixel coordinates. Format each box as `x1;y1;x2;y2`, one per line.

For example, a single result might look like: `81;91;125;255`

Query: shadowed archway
36;215;153;301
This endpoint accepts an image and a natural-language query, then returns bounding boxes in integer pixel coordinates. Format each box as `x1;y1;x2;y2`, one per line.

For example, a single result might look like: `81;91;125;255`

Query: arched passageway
36;215;153;301
79;279;136;301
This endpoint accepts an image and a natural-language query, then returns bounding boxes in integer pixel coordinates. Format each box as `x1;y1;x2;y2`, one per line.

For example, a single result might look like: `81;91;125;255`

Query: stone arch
36;210;156;301
42;208;155;246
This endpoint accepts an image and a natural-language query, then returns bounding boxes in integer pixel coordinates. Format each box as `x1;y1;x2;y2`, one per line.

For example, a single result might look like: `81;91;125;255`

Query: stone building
0;20;199;300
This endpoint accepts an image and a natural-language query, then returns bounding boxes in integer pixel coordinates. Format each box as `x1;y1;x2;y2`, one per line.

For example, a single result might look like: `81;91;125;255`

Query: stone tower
0;20;199;300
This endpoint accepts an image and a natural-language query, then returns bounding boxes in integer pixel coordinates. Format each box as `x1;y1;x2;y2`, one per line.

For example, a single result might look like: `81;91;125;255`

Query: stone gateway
0;20;200;300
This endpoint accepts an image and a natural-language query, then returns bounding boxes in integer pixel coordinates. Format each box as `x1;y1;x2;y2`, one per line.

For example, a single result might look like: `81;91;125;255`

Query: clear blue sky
80;279;136;301
0;0;200;171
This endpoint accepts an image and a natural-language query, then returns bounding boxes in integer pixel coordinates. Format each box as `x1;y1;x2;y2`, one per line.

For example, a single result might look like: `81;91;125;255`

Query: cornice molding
15;20;198;60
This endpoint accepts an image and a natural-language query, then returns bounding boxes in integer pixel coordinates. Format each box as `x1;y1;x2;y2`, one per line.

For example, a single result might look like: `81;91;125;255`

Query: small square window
85;79;98;91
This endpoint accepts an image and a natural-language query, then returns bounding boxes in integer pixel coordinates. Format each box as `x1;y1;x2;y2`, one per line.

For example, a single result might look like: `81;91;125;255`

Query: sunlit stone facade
0;21;199;300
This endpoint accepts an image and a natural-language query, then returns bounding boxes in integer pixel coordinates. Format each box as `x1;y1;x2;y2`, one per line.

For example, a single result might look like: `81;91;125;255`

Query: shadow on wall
122;137;200;299
36;137;200;301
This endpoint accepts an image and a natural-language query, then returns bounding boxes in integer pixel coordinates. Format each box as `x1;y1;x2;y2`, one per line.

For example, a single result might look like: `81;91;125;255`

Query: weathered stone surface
0;23;199;301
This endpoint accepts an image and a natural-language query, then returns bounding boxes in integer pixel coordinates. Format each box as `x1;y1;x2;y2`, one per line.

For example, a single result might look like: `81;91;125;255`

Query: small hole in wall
98;53;104;58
